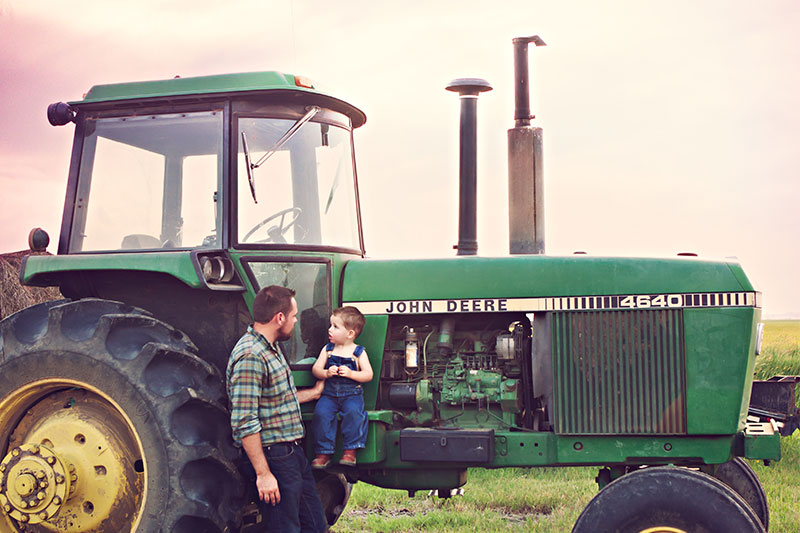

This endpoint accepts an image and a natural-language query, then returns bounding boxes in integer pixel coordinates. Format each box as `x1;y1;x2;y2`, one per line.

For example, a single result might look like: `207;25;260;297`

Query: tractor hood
341;255;757;313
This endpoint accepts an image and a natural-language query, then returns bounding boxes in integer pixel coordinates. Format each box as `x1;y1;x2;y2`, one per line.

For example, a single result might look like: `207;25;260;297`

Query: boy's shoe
311;454;330;469
339;450;357;466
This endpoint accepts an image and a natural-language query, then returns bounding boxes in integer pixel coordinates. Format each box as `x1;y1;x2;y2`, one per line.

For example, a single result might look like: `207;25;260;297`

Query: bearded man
227;285;327;532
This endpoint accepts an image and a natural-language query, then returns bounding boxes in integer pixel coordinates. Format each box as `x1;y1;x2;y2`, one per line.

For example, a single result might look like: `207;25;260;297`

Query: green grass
333;321;800;532
754;320;800;379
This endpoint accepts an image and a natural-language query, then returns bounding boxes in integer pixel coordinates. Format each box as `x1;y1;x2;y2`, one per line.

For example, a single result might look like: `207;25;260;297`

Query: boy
311;306;373;468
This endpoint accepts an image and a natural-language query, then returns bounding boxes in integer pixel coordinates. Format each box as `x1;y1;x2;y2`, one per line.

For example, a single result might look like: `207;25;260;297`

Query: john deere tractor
1;36;794;532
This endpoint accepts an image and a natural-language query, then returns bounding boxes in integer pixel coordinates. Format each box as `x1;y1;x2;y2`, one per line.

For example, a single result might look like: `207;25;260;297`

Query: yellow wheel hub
0;382;145;532
0;444;71;525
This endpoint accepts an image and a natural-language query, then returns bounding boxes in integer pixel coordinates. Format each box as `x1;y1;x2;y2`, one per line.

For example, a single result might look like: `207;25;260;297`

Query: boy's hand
326;366;339;378
338;366;351;378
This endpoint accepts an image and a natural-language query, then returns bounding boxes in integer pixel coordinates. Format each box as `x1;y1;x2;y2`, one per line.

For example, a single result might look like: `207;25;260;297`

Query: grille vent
553;309;686;435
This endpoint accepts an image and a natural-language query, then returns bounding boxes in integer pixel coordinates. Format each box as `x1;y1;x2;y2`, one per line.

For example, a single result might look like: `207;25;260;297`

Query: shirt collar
247;325;279;353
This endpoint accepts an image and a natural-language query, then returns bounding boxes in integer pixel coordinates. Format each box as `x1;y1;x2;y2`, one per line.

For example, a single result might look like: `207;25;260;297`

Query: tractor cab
36;72;368;367
54;72;366;255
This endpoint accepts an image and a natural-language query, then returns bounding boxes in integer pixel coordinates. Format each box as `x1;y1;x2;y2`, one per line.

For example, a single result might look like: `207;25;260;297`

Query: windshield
69;110;223;252
237;116;360;250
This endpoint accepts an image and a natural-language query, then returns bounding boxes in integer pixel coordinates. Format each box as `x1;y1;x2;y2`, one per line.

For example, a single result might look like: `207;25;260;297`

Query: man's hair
252;285;296;323
333;306;366;337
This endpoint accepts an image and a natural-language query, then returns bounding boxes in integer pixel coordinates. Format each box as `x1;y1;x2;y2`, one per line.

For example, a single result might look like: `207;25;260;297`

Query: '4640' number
619;294;683;309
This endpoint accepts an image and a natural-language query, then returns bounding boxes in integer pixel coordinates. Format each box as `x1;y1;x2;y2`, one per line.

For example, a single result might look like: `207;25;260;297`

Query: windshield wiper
240;106;321;204
241;131;257;203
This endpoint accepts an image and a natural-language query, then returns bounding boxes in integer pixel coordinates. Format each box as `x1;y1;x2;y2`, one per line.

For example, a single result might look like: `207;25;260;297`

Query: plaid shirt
226;326;304;446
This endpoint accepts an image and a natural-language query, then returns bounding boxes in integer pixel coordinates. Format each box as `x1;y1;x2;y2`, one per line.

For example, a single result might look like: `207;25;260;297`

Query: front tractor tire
572;466;765;533
0;299;243;532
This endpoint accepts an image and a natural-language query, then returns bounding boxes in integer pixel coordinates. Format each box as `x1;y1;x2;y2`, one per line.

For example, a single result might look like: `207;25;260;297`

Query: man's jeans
252;441;327;532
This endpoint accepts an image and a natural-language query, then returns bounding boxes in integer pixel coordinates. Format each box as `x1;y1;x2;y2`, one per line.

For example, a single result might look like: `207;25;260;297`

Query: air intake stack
508;35;546;254
447;78;492;256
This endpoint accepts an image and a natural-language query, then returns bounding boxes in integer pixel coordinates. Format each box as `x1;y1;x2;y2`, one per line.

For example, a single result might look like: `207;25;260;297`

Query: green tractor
1;36;794;532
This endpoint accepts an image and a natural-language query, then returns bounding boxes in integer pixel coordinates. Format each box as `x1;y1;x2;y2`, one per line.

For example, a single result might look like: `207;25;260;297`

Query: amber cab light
294;75;314;88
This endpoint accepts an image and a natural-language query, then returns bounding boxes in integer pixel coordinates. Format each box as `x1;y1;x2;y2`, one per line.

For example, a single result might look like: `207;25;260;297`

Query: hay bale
0;251;63;320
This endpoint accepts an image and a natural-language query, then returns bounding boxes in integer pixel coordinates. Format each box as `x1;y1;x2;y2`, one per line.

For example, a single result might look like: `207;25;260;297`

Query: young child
311;306;373;468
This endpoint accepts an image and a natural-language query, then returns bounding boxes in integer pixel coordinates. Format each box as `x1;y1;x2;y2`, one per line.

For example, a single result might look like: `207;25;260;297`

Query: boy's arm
311;346;329;380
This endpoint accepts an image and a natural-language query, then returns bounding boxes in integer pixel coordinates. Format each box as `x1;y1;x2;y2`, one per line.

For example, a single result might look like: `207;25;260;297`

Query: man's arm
228;350;281;505
241;433;280;506
296;379;324;403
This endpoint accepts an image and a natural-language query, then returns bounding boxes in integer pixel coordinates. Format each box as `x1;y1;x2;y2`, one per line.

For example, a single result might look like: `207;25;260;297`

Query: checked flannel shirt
226;326;304;446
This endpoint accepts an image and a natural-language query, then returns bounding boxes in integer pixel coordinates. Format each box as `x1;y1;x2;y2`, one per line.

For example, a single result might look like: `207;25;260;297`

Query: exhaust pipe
509;35;546;254
447;78;492;256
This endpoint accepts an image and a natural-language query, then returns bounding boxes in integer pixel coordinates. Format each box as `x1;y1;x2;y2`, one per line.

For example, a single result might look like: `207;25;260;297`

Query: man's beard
276;323;293;342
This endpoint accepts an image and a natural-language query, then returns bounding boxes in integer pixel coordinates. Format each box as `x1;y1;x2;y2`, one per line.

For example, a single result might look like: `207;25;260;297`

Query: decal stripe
345;291;761;315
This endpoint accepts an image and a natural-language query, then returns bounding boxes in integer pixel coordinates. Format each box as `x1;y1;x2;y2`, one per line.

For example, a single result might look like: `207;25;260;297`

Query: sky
1;0;798;318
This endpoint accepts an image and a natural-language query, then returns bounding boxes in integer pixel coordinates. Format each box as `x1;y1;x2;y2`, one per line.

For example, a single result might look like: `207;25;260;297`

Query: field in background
334;321;800;532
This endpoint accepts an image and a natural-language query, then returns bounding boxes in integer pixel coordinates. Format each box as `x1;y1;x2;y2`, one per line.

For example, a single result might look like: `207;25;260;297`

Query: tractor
0;36;794;532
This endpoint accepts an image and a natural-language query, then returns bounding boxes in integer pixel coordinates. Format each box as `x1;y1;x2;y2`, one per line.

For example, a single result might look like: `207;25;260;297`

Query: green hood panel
341;256;754;302
23;253;202;288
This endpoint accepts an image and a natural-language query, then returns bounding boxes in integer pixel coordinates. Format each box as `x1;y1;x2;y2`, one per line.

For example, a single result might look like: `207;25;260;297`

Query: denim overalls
312;344;369;454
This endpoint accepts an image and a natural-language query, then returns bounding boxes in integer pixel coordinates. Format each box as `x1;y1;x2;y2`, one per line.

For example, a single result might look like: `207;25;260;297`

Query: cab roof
71;71;366;127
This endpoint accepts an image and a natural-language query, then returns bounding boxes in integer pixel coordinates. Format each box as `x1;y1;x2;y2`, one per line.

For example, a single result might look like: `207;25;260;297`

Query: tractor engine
378;314;535;431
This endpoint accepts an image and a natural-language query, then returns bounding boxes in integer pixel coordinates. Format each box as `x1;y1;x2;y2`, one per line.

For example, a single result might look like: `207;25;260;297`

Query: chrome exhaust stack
508;35;546;255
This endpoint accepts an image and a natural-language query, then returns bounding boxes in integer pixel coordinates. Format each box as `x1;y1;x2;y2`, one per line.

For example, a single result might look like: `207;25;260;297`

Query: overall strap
352;345;364;371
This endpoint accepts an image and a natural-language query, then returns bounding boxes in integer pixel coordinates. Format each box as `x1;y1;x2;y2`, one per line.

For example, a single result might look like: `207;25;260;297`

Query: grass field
333;320;800;532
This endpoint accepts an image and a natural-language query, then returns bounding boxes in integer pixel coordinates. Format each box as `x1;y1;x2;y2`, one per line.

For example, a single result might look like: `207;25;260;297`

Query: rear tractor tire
0;299;243;532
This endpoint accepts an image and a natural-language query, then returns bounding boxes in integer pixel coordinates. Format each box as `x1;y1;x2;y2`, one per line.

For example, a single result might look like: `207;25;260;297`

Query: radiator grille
552;309;686;435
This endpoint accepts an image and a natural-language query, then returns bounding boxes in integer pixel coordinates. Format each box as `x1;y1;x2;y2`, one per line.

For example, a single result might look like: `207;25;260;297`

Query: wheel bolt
0;463;6;472
3;504;10;513
30;446;39;455
55;475;64;484
39;481;48;489
46;457;56;466
35;471;45;480
18;501;27;508
52;496;61;506
39;511;48;520
11;448;20;457
19;514;28;522
37;491;45;501
70;474;77;483
68;464;75;473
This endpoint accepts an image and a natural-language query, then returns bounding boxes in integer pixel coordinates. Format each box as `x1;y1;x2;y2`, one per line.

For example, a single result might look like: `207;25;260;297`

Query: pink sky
1;0;798;317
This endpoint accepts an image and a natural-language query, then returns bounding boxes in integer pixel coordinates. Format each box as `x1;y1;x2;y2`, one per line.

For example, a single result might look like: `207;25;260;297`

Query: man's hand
297;379;325;403
256;471;281;506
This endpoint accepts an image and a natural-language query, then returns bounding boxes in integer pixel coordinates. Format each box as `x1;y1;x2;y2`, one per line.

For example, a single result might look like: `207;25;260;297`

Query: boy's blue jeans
312;393;368;454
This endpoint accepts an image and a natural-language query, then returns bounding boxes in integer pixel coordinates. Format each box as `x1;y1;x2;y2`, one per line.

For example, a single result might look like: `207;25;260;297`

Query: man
227;285;327;532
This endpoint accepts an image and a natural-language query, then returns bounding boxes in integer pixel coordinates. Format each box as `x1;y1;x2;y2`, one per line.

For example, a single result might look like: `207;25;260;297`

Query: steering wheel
242;207;302;243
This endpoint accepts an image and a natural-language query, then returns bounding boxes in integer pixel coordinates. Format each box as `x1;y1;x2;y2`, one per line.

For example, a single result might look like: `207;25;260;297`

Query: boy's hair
253;285;296;323
333;306;365;337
